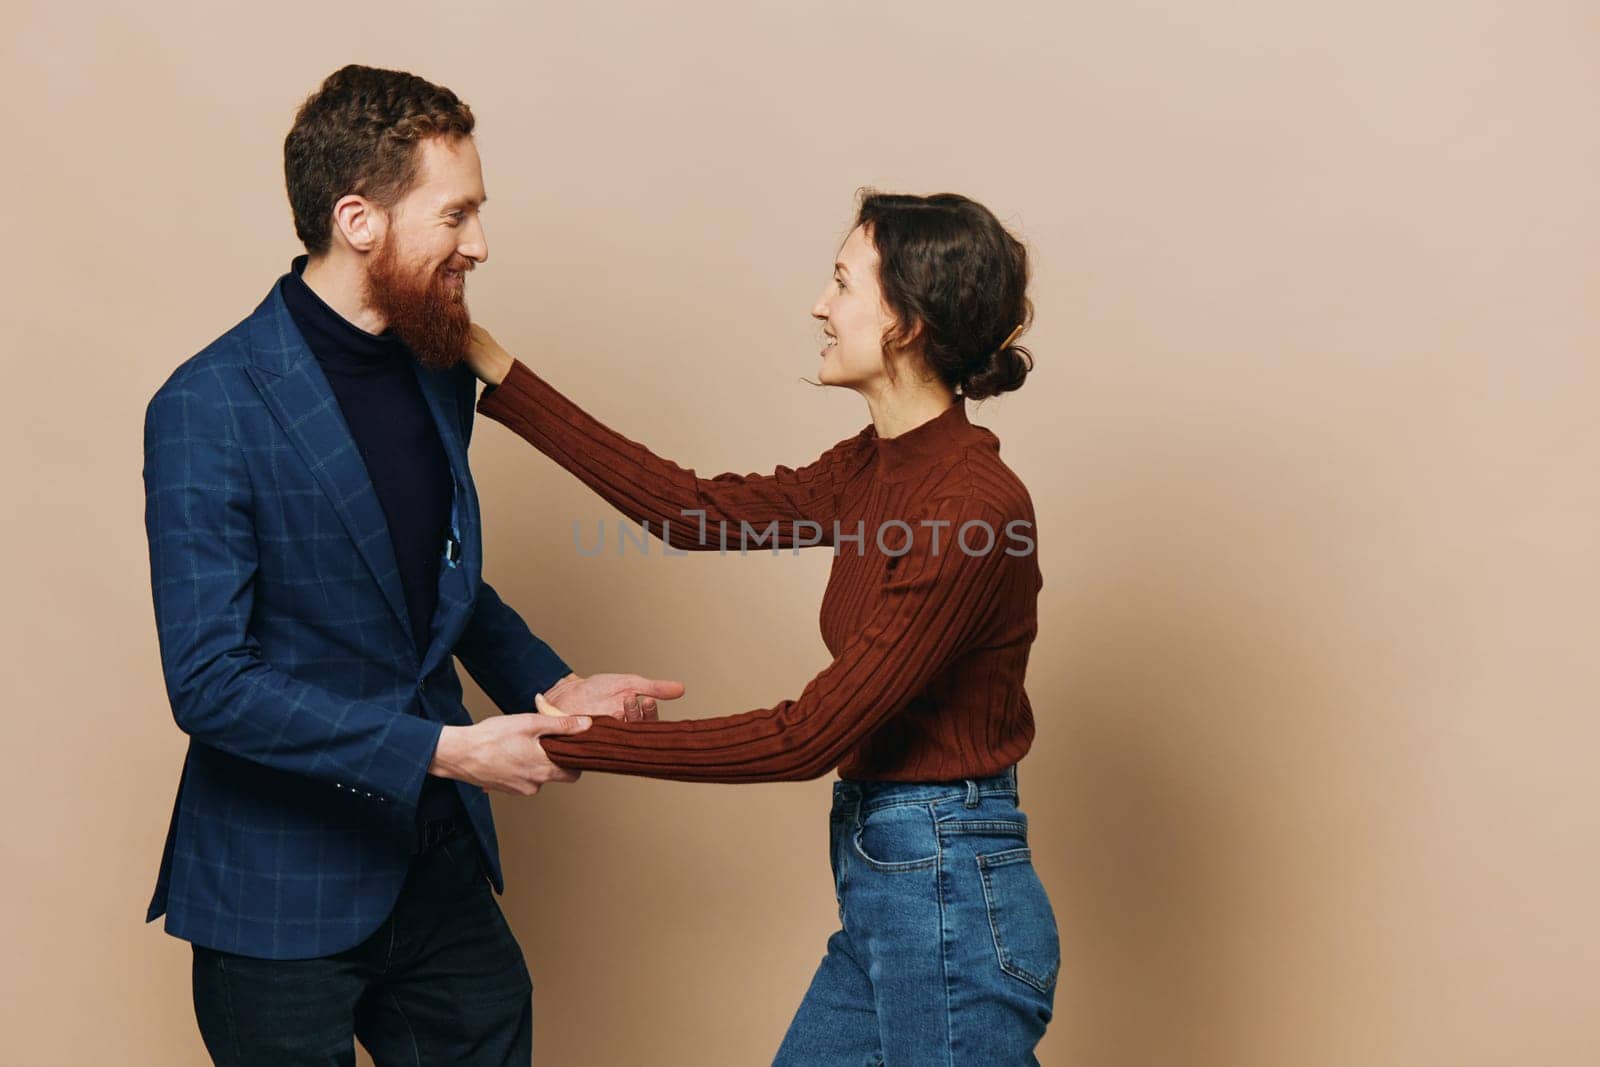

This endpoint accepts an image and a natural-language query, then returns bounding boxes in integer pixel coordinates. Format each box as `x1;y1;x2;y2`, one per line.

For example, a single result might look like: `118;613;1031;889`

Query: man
142;64;682;1064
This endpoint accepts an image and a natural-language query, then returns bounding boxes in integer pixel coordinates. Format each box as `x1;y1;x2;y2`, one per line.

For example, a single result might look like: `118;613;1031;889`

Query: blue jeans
774;766;1059;1066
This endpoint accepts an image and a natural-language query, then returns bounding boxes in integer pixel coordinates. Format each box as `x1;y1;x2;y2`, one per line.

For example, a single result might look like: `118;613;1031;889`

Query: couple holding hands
143;64;1056;1065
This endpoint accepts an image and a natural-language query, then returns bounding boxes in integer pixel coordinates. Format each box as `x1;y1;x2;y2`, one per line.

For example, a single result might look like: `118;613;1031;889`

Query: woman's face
812;225;901;390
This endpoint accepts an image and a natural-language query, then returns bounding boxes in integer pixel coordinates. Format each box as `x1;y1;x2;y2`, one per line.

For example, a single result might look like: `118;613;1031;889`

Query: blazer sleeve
537;496;1012;782
143;381;442;806
453;578;572;713
451;365;573;712
476;358;866;551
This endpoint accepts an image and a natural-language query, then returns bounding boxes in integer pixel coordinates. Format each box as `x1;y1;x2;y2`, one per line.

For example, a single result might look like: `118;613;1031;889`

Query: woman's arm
475;352;867;553
536;495;1015;782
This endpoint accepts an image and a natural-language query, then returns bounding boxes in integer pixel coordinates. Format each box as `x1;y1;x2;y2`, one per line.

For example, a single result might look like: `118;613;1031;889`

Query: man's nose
459;217;488;264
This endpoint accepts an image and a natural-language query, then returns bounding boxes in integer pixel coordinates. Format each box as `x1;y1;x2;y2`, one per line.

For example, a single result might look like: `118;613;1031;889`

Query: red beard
364;239;472;370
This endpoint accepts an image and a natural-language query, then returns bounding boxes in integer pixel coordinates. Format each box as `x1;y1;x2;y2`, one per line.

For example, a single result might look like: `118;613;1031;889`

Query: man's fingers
639;696;659;721
538;713;592;734
530;741;582;784
532;692;591;728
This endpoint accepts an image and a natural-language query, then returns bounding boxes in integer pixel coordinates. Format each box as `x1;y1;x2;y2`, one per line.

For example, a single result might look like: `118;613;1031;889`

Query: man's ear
330;194;383;254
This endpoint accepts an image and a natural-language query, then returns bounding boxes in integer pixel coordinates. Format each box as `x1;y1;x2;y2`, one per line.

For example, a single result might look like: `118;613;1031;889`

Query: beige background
3;1;1598;1064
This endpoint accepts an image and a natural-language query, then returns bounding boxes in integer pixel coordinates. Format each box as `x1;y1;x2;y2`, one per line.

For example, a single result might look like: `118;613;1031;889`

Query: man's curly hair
284;65;475;254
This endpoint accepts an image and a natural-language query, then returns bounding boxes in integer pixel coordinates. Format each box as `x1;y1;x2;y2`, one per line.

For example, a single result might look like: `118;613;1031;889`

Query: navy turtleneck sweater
281;254;462;826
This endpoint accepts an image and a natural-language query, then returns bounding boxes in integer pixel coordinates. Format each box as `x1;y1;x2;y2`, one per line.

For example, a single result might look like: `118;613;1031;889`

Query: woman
469;192;1057;1065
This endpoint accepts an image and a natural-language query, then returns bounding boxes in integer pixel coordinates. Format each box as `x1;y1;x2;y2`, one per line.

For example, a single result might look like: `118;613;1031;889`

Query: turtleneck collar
869;397;982;482
282;254;409;372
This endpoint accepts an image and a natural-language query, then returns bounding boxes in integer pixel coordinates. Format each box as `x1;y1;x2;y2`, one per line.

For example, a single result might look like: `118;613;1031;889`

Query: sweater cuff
476;358;542;421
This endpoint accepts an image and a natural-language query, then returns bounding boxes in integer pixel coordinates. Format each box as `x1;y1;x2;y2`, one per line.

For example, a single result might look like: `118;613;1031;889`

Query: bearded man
140;65;682;1065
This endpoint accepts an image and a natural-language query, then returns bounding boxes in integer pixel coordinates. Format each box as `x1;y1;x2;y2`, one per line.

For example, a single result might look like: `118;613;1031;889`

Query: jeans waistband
833;765;1019;814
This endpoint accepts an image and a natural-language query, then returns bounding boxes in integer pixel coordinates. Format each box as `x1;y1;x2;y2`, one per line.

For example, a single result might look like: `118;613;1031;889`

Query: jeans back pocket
976;847;1060;994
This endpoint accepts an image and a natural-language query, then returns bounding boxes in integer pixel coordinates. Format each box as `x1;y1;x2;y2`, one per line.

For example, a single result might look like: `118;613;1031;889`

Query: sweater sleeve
538;495;1013;782
476;358;865;551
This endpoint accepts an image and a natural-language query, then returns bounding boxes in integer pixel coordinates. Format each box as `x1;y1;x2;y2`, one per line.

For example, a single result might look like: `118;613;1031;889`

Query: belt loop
964;779;980;808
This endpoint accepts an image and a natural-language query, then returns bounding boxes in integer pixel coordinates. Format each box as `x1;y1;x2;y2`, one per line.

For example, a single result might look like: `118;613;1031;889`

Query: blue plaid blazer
142;273;570;959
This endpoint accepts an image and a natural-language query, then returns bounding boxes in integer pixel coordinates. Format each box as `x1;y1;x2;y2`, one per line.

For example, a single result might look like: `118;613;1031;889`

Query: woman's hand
466;323;515;387
536;673;686;723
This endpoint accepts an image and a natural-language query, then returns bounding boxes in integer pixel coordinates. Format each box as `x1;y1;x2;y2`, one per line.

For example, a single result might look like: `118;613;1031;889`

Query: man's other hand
428;713;593;796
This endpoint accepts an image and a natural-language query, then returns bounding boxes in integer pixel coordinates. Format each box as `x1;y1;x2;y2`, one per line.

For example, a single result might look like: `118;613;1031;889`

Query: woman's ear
881;321;937;388
879;314;925;358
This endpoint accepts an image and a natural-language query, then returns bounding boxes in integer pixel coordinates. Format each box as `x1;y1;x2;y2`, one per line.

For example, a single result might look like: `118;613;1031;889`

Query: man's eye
834;276;846;290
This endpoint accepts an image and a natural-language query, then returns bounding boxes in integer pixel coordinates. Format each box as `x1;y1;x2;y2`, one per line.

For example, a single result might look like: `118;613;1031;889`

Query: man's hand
428;713;593;796
543;672;686;722
466;323;515;387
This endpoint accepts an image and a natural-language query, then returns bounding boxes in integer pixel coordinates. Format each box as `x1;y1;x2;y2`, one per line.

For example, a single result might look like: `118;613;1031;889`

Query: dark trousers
191;834;532;1066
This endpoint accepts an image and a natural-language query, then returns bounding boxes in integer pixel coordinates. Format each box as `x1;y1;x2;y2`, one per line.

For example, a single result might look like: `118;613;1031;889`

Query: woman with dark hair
467;192;1057;1064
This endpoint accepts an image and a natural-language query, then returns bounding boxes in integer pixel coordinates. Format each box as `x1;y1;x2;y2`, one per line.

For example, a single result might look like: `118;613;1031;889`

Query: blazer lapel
411;361;481;677
242;282;415;655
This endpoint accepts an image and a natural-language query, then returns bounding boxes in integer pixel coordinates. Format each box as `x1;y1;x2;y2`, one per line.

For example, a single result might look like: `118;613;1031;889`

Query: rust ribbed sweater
476;359;1042;782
